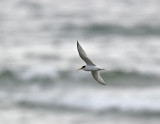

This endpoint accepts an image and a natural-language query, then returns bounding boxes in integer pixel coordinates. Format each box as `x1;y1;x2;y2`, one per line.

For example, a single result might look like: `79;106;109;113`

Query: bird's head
77;65;86;70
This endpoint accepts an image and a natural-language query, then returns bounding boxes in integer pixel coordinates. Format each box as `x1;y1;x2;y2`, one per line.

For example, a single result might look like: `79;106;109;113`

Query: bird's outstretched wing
77;41;95;65
91;71;106;85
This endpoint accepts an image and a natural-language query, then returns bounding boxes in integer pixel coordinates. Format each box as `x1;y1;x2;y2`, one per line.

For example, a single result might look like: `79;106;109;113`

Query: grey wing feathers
77;41;95;65
91;71;106;85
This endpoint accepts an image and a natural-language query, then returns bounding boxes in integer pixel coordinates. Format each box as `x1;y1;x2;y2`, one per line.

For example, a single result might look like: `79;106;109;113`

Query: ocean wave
1;86;160;114
0;68;159;87
62;23;160;36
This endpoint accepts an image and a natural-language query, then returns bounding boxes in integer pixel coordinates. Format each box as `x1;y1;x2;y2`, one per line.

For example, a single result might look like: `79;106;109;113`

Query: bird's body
77;41;106;85
80;65;104;71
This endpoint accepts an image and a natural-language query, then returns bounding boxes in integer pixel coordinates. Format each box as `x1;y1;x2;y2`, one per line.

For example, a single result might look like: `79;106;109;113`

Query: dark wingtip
77;41;80;46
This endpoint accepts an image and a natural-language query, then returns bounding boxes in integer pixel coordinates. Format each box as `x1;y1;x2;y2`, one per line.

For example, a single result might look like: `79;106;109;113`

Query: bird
77;41;106;85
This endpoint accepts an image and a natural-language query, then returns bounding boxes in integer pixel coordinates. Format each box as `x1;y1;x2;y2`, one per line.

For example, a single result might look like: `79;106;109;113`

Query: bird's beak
77;68;82;70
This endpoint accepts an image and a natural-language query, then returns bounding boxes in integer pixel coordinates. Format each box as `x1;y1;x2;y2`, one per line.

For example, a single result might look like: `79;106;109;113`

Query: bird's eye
82;66;86;68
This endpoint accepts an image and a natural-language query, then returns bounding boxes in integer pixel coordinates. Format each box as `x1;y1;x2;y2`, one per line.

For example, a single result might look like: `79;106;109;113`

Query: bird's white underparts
77;41;106;85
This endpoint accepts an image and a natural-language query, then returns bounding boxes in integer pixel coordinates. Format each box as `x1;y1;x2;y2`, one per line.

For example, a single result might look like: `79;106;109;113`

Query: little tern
77;41;106;85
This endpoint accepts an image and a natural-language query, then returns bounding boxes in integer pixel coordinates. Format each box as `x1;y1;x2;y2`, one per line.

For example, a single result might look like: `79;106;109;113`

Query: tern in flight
77;41;106;85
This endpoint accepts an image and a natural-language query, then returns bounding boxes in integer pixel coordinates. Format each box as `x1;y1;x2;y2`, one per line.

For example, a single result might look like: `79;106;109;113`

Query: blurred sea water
0;0;160;124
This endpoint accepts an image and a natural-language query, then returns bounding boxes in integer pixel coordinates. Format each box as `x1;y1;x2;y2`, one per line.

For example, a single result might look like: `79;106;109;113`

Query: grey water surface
0;0;160;124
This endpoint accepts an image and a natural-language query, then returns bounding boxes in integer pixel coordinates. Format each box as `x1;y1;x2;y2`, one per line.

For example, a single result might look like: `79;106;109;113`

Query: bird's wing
91;71;106;85
77;41;95;65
